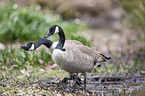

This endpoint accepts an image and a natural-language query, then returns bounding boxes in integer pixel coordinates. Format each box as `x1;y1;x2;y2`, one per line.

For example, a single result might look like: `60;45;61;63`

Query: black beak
45;31;51;38
21;45;28;50
21;43;29;50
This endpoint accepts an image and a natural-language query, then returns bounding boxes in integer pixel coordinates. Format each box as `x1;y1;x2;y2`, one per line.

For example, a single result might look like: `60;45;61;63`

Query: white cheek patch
54;26;59;34
29;44;35;51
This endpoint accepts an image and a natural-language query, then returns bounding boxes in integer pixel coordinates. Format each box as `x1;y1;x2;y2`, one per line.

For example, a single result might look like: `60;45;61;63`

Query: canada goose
45;25;111;91
21;38;83;85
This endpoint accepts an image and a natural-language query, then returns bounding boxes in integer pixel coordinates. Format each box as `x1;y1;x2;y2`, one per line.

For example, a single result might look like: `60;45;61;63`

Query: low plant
0;46;52;70
0;3;89;46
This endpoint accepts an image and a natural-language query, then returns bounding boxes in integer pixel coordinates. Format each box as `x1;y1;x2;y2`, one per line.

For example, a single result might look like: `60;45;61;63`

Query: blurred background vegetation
0;0;145;95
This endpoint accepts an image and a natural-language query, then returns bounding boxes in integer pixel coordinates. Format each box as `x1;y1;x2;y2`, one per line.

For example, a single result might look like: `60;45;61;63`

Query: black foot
72;74;82;86
59;74;82;86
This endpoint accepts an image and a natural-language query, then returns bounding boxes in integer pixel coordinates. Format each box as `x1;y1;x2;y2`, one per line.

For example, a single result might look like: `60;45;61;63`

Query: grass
0;3;88;46
115;0;145;46
1;0;145;95
1;46;144;95
1;66;68;95
113;0;145;53
0;3;90;95
116;0;145;29
0;46;69;95
0;46;52;68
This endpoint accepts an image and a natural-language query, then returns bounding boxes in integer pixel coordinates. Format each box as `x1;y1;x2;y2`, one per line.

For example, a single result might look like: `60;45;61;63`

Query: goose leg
72;73;81;86
60;73;82;86
60;74;74;84
83;73;87;93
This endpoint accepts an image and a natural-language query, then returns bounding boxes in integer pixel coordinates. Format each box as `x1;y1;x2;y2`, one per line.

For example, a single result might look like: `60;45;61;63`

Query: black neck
34;38;53;50
55;27;65;51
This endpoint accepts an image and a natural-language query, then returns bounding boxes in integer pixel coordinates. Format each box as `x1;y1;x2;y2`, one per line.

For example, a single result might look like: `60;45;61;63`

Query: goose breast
52;45;99;74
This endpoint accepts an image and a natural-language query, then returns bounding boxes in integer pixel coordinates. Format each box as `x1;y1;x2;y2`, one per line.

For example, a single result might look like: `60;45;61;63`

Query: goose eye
51;27;54;31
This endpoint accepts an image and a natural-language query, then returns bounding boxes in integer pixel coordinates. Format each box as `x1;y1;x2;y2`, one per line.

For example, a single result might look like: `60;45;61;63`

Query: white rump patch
29;44;35;50
54;26;59;34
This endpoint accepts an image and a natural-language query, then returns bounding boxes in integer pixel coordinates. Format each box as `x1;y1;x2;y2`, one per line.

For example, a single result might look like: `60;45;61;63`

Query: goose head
21;38;54;51
21;42;35;51
45;25;65;51
45;25;60;38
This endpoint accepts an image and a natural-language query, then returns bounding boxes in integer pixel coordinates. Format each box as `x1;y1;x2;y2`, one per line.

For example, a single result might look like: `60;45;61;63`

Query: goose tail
100;53;111;61
94;53;111;67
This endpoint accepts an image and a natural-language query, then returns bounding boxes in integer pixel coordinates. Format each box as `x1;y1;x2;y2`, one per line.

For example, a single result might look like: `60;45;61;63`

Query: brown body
52;41;101;74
